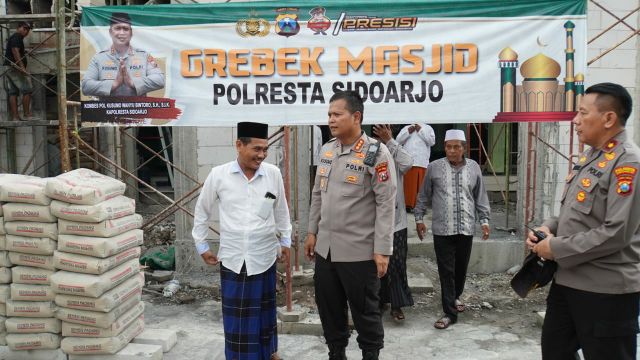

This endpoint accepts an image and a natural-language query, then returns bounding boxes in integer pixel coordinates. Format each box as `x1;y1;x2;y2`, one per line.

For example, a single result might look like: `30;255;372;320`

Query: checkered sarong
220;262;277;360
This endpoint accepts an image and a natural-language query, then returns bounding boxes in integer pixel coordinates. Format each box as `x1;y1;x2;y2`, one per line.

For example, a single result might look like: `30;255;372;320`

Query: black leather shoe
328;345;347;360
362;349;379;360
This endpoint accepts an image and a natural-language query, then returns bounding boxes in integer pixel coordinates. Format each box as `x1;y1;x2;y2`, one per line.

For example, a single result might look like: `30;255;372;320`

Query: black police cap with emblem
510;252;557;298
110;12;132;26
237;122;268;139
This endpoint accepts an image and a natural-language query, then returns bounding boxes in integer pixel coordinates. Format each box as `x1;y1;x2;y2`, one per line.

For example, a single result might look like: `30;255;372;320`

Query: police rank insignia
354;139;365;152
275;8;300;37
576;191;586;202
597;161;607;169
375;162;389;182
581;178;591;188
579;155;587;163
605;152;616;161
614;166;637;196
236;11;271;37
605;139;618;151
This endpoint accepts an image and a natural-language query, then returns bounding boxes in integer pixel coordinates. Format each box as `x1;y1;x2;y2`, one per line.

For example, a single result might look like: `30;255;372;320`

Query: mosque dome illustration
498;47;518;61
520;53;561;79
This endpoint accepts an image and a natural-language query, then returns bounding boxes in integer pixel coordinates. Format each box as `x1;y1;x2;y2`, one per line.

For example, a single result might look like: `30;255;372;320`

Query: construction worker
3;21;33;121
81;12;164;97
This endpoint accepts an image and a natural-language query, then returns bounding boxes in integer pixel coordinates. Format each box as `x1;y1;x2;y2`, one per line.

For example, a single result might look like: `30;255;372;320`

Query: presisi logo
332;12;417;35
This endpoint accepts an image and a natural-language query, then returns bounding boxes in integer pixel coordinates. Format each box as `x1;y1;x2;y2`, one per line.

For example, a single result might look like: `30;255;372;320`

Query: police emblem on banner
275;8;300;37
236;11;270;37
307;6;331;35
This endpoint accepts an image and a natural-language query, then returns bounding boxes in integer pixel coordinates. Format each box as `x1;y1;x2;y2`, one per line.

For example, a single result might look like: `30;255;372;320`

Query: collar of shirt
230;159;266;180
335;131;369;155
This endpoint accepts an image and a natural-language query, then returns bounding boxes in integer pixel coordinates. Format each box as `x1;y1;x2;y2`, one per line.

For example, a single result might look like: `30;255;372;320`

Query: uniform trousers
542;282;639;360
433;234;473;322
314;252;384;351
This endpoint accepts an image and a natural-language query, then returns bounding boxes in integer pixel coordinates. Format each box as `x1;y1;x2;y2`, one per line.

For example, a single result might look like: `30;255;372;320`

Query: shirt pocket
571;179;598;215
342;170;365;197
317;165;331;192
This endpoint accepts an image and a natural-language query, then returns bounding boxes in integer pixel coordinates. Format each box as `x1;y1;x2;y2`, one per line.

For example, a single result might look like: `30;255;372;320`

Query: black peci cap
110;12;132;26
237;122;268;139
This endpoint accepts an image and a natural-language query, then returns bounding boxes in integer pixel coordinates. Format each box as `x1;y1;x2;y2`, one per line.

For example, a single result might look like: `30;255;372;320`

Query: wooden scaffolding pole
56;0;71;172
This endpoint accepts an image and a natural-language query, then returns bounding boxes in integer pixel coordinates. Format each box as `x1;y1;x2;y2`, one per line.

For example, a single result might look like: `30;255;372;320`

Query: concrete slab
277;306;308;322
278;314;323;336
68;343;162;360
408;277;434;293
536;311;546;327
292;267;314;286
145;271;174;283
132;328;177;353
0;346;67;360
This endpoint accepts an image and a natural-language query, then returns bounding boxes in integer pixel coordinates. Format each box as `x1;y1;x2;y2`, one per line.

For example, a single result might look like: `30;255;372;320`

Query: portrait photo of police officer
81;12;165;97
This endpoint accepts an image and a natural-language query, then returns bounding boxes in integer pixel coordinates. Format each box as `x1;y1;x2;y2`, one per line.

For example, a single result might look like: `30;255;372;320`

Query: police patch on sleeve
147;54;158;68
614;166;637;196
375;162;389;182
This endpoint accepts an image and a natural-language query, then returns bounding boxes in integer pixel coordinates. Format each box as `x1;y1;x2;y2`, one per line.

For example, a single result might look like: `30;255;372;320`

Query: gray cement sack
10;283;55;301
4;221;57;240
0;267;11;284
62;303;144;338
0;235;5;250
0;316;5;332
5;300;56;317
8;252;55;270
0;332;5;346
2;203;56;223
0;284;9;303
54;247;141;275
0;177;51;206
6;235;56;255
6;333;61;350
45;168;126;205
51;196;136;223
55;273;144;312
12;266;55;285
0;221;5;235
57;229;143;259
51;259;139;298
0;302;5;316
56;295;139;328
5;317;61;334
58;214;143;238
0;251;11;267
60;316;144;355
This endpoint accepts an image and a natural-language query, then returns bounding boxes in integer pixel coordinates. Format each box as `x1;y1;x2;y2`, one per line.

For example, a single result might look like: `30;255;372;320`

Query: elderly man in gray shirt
415;129;490;329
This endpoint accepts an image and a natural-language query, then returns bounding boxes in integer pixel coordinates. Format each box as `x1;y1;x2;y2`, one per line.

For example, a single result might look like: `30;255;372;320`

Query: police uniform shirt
81;46;165;97
543;130;640;294
308;132;397;262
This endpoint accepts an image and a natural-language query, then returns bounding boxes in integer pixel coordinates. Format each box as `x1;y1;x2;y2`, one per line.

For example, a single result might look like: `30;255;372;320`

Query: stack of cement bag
0;175;62;351
47;168;146;356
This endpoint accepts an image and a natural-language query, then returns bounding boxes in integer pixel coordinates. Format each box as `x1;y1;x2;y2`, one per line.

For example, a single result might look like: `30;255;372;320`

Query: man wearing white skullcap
414;129;491;330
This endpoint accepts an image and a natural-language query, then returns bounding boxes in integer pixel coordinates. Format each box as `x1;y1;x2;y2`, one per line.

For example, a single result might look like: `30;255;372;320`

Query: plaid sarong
220;262;278;360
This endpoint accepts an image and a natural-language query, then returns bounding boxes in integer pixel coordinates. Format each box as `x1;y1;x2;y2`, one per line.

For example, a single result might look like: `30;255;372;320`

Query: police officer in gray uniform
81;12;164;97
305;91;396;360
528;83;640;360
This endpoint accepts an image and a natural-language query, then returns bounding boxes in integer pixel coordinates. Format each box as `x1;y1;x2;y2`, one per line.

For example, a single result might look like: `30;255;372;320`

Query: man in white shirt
192;122;292;360
396;123;436;211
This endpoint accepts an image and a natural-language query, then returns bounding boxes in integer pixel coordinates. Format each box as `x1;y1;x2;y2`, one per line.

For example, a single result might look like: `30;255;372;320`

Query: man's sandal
434;316;455;329
390;308;405;321
455;299;465;313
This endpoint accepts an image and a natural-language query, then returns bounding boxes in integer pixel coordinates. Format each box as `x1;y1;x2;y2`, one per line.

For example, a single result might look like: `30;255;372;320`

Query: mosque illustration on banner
493;21;583;122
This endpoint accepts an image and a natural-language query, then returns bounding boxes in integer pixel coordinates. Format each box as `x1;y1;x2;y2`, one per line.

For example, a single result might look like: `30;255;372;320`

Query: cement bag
62;303;144;338
12;266;55;285
5;299;56;317
6;333;61;350
0;177;50;206
0;315;5;332
54;247;141;275
55;273;144;312
6;235;56;255
61;316;144;355
2;203;56;223
45;168;126;205
56;295;139;328
57;229;143;258
0;284;9;303
8;252;55;270
51;259;139;298
0;302;5;316
5;317;61;334
0;332;5;346
0;235;5;250
0;220;4;235
0;202;3;216
0;267;11;284
0;251;11;267
58;214;143;238
4;221;57;240
51;196;136;223
10;283;54;301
